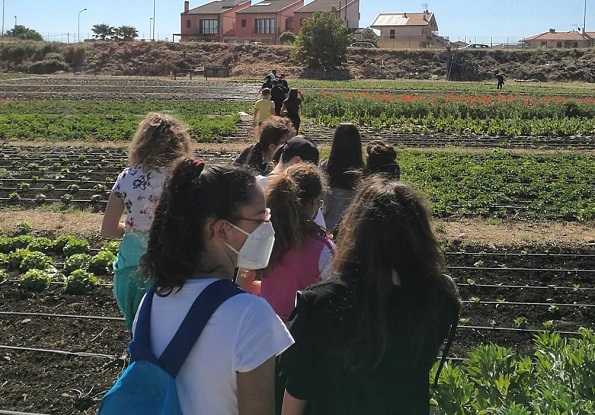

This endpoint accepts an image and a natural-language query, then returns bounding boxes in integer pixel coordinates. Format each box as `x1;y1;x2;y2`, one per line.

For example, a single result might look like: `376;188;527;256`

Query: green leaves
433;330;595;414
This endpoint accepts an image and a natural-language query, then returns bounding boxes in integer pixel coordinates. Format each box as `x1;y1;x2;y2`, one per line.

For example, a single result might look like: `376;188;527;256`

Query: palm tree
91;23;114;40
114;25;138;42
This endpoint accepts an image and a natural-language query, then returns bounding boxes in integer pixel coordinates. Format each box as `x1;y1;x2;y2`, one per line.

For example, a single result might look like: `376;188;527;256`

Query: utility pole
152;0;156;41
78;8;87;43
1;0;5;39
583;0;587;34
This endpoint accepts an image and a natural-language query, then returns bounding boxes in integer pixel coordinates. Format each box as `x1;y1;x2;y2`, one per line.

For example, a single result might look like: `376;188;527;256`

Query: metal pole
152;0;156;41
584;0;587;34
149;17;153;40
77;8;87;43
1;0;5;39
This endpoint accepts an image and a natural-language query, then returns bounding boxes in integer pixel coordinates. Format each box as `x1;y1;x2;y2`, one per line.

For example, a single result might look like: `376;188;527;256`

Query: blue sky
1;0;592;43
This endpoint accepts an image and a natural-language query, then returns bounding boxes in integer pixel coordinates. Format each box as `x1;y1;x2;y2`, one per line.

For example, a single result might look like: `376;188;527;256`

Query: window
200;19;218;35
389;29;395;39
556;41;562;48
541;41;547;47
241;19;246;28
186;20;191;29
573;41;578;48
255;18;275;34
285;18;293;31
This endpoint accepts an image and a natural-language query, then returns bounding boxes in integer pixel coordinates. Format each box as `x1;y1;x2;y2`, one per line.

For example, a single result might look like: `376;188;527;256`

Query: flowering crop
303;91;595;137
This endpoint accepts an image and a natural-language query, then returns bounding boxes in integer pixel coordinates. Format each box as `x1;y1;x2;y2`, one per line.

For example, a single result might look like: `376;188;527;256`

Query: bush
63;238;90;257
27;237;55;253
64;269;98;294
20;269;52;292
88;250;115;275
0;253;7;267
64;253;92;275
27;57;70;74
20;251;53;271
0;268;7;282
14;220;33;235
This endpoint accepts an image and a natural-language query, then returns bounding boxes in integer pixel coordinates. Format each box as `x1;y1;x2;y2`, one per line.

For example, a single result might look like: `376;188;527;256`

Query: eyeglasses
232;208;271;224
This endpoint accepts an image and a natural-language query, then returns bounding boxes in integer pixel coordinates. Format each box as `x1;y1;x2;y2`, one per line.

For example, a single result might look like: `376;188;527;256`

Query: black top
280;279;458;415
283;98;301;117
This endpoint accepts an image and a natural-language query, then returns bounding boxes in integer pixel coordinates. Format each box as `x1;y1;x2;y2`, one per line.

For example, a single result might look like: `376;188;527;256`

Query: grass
0;73;29;81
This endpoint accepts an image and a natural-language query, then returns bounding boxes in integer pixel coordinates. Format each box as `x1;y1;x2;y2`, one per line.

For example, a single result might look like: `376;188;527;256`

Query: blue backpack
99;279;244;415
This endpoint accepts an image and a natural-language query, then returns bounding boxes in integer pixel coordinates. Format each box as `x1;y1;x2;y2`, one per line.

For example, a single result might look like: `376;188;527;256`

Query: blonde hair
128;112;193;169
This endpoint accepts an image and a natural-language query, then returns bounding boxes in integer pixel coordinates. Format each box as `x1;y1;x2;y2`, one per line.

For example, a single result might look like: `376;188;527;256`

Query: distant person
269;69;278;81
364;140;400;179
279;73;289;89
261;75;273;93
496;72;505;90
101;112;193;331
320;123;364;234
280;178;462;415
282;89;304;134
271;79;289;116
140;159;293;414
254;88;275;127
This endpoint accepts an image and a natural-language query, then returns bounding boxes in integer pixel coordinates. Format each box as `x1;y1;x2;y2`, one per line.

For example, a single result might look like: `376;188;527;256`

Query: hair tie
192;159;205;172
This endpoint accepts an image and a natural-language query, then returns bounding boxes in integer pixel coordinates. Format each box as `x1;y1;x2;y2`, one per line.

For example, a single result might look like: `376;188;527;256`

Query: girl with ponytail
237;163;335;323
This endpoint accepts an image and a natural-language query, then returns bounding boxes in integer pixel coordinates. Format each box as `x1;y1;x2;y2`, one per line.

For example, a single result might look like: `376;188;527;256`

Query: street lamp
152;0;156;41
1;0;5;39
77;8;87;43
149;17;153;40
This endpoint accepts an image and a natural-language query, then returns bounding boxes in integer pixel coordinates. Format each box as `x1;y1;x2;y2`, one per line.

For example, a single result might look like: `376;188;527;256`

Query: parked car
463;44;490;49
350;42;376;48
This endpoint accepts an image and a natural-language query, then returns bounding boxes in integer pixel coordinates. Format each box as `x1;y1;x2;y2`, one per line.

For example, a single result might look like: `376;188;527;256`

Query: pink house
232;0;304;44
179;0;251;42
293;0;360;35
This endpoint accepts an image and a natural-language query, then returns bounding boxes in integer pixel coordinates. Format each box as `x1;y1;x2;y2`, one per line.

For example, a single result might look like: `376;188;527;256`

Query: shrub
11;235;35;250
0;268;7;282
14;220;33;235
0;253;7;267
64;253;92;275
7;249;32;269
0;237;13;254
63;238;90;257
20;251;53;271
20;269;52;292
64;269;98;294
27;237;55;253
88;250;115;275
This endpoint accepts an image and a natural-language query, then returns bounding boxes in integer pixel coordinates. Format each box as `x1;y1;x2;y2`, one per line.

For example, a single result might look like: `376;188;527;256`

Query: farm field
0;75;594;414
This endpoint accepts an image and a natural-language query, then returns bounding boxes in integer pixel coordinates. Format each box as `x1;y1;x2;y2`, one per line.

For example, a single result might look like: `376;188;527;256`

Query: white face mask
225;220;275;270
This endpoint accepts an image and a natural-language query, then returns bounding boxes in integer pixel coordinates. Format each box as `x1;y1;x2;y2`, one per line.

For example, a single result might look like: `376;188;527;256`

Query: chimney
184;1;189;12
404;12;407;18
549;28;555;33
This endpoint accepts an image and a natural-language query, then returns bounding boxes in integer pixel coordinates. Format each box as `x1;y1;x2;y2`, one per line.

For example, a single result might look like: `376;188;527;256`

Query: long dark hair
325;123;364;189
265;163;327;269
245;117;293;174
141;159;256;295
334;178;461;371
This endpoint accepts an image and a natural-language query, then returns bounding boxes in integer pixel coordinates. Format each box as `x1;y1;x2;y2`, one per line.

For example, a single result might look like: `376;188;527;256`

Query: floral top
111;165;166;233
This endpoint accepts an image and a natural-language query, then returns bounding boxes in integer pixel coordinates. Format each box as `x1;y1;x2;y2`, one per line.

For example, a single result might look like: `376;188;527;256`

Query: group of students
101;112;462;415
254;70;304;134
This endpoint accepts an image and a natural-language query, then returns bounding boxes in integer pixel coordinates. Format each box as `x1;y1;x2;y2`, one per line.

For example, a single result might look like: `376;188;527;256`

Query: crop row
0;100;252;142
2;145;594;221
304;91;595;137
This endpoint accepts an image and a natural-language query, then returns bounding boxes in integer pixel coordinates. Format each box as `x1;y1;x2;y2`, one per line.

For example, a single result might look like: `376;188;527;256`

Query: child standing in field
100;112;193;331
254;88;275;128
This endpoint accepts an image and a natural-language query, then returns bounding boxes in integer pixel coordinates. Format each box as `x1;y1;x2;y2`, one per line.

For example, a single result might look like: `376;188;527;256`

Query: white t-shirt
257;173;327;229
111;165;166;232
133;278;294;415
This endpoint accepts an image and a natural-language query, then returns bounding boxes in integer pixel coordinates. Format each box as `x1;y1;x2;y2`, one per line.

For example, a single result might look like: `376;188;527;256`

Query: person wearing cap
254;88;275;127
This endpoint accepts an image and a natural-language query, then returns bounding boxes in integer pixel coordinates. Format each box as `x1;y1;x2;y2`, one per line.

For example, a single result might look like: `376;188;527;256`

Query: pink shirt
259;234;335;322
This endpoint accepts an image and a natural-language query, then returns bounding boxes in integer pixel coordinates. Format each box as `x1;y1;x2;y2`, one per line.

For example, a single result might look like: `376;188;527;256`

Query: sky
1;0;592;44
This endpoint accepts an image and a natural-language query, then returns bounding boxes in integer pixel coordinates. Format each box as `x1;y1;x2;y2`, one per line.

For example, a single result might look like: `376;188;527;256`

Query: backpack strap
129;279;244;378
158;279;244;377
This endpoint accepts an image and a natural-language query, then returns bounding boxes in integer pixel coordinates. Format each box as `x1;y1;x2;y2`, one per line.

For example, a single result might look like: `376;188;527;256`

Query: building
521;29;594;48
178;0;251;42
370;11;438;49
293;0;360;34
233;0;304;44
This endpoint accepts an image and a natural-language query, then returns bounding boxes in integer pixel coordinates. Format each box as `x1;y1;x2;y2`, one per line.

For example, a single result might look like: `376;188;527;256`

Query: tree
356;28;378;47
293;12;353;70
5;25;43;41
91;24;114;41
113;25;138;42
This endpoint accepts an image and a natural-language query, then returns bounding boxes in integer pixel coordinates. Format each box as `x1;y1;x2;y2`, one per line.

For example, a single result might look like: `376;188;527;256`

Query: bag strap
130;279;244;377
432;318;458;388
128;285;158;365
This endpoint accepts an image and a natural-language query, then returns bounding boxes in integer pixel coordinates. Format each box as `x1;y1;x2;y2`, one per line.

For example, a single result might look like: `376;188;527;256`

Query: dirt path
1;208;593;247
